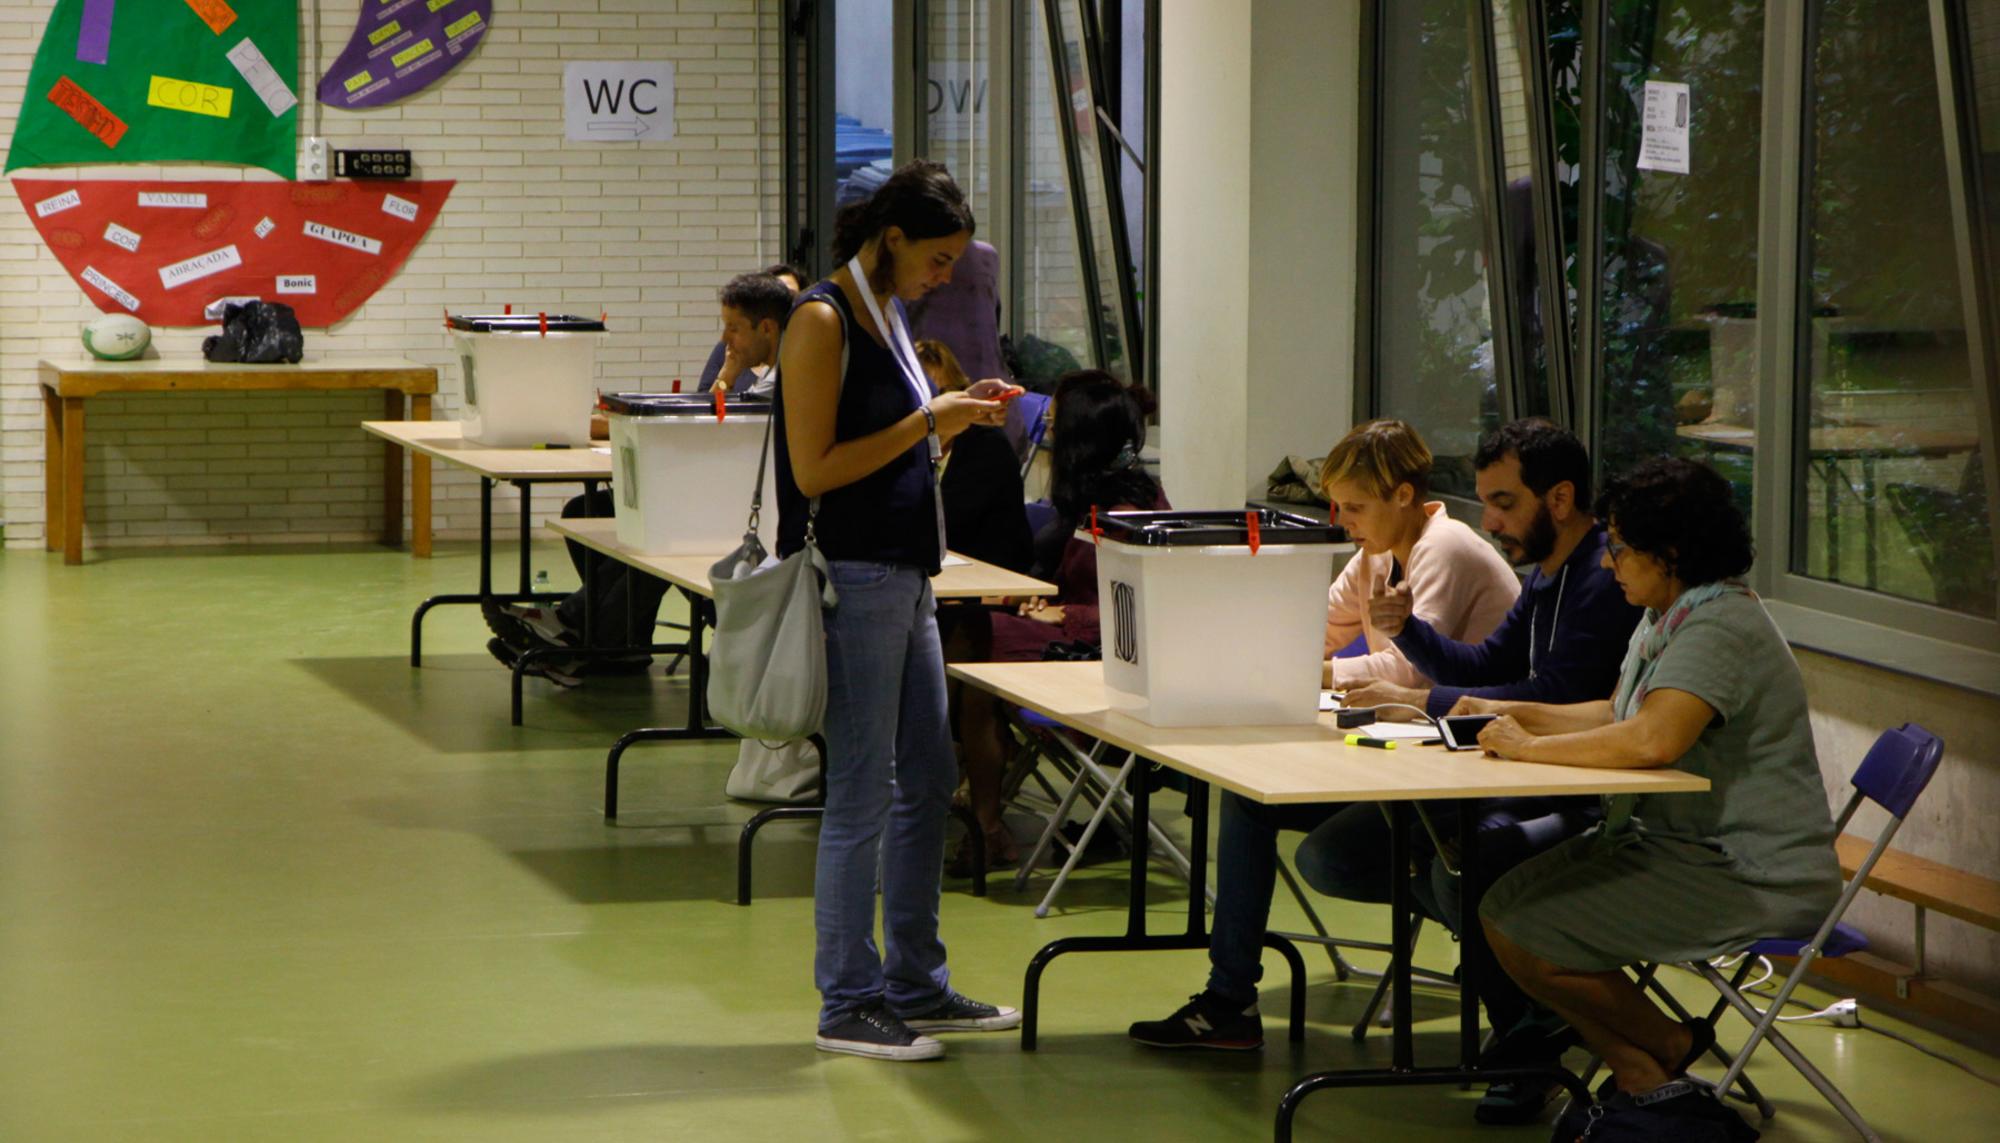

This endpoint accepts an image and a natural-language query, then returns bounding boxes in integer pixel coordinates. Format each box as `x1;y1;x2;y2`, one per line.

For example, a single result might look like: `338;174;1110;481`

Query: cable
1853;1016;2000;1089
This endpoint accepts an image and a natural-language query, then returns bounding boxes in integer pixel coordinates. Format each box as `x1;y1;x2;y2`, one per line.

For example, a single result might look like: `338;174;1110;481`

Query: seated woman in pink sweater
1322;420;1520;692
1128;418;1521;1052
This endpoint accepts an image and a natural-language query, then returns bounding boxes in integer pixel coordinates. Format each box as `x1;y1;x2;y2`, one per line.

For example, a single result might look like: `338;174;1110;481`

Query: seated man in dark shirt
696;263;805;395
485;272;797;685
1130;419;1641;1127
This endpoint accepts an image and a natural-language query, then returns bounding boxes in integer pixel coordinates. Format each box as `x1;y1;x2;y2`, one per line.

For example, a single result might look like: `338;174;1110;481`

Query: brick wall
1;0;780;550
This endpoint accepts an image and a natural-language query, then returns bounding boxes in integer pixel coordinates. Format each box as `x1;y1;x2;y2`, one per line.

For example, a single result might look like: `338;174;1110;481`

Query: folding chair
1002;706;1199;917
1636;723;1943;1141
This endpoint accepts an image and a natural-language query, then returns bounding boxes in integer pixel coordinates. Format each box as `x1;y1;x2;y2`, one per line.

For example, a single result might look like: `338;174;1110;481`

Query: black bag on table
203;301;305;364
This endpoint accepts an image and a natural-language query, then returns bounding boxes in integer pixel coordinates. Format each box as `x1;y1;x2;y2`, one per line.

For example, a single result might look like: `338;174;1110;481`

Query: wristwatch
920;404;937;436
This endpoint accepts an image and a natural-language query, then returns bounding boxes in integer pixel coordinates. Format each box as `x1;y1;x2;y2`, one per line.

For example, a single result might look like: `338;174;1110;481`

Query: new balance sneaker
481;599;570;657
815;1003;946;1061
1127;991;1263;1050
900;989;1022;1033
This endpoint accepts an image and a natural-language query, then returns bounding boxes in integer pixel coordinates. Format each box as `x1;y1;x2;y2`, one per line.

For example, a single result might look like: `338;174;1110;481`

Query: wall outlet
1828;998;1861;1027
305;136;329;180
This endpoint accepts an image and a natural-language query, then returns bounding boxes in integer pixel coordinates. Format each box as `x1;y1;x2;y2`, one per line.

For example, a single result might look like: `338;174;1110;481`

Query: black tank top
774;281;943;573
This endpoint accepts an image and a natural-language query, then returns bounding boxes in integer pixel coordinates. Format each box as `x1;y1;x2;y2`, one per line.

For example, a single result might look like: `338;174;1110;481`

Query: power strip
1828;998;1861;1027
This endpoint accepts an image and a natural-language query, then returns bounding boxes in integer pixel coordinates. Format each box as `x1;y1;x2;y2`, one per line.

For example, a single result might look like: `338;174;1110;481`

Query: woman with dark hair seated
1460;457;1840;1134
946;369;1164;870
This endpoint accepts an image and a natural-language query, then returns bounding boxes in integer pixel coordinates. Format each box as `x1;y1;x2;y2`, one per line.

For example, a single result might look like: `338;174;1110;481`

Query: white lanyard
1528;563;1569;679
846;255;941;463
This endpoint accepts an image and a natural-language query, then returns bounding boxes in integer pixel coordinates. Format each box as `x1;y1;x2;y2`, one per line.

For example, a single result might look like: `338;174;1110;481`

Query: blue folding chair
1652;723;1944;1141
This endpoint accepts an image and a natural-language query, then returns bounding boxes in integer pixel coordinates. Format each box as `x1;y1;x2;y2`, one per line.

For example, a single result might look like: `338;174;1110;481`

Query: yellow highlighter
1344;735;1398;750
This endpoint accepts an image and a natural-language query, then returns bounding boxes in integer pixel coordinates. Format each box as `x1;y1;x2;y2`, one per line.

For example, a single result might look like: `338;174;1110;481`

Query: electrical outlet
1828;998;1861;1027
305;136;329;180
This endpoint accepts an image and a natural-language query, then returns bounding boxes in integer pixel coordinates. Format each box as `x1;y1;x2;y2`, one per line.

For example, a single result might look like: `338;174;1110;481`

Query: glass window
834;0;896;210
1797;0;1995;617
1592;1;1766;517
1372;0;1500;499
1012;0;1093;386
922;0;994;225
1499;0;1584;416
1046;0;1139;383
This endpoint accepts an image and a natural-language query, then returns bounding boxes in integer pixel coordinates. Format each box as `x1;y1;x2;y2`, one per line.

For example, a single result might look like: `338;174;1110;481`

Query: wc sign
564;61;675;143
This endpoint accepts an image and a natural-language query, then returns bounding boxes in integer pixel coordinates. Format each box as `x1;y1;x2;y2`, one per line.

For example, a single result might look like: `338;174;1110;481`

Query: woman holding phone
775;160;1022;1062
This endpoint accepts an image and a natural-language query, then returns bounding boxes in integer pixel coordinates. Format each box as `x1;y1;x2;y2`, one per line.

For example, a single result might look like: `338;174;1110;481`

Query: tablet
1439;714;1497;752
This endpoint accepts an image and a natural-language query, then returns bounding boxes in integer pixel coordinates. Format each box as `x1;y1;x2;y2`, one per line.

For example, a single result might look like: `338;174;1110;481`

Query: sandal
1669;1017;1716;1077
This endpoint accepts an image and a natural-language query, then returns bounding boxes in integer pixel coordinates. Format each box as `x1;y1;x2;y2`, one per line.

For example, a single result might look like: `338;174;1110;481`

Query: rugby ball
82;313;152;361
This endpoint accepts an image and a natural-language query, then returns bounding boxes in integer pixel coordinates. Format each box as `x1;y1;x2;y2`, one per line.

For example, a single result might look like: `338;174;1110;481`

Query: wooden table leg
411;393;432;559
61;397;85;565
42;386;62;555
382;389;405;549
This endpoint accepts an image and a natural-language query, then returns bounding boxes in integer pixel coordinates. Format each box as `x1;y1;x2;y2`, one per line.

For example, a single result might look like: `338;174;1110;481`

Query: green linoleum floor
2;543;1996;1142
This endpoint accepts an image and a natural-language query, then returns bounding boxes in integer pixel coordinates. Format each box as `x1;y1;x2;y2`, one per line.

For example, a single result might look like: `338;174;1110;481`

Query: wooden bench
1814;834;2000;1035
41;356;438;564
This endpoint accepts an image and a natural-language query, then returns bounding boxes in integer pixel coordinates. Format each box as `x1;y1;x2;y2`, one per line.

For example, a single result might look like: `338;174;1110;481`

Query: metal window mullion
1575;0;1608;472
1354;0;1385;423
1756;0;1811;600
910;0;932;159
1075;0;1144;384
1517;0;1577;426
1470;0;1524;425
1041;0;1110;373
1143;0;1161;403
990;0;1015;325
1931;0;2000;617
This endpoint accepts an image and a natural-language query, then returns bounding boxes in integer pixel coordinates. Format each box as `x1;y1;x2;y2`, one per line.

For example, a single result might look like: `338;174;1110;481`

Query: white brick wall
1;0;781;549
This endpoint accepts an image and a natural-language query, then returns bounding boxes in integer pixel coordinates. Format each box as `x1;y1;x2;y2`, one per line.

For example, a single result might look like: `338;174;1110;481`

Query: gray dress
1480;592;1843;970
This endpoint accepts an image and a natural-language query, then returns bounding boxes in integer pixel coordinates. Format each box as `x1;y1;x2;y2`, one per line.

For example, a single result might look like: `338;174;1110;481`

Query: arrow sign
565;61;674;143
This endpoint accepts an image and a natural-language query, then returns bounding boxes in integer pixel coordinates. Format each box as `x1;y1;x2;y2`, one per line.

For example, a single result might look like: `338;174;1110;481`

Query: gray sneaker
815;1003;945;1061
900;988;1022;1033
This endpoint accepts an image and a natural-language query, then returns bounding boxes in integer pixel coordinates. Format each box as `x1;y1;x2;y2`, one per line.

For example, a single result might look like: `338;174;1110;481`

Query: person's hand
929;390;1005;435
715;346;745;391
1478;715;1534;760
1367;579;1414;637
1343;679;1429;720
965;378;1025;403
1447;695;1498;718
1018;598;1066;626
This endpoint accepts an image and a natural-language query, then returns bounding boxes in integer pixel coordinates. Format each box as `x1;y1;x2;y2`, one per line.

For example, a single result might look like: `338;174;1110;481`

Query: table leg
381;390;405;549
411;394;432;558
61;397;85;566
42;386;62;555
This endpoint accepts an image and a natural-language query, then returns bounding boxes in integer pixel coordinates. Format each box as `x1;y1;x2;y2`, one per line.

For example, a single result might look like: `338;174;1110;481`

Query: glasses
1606;537;1631;560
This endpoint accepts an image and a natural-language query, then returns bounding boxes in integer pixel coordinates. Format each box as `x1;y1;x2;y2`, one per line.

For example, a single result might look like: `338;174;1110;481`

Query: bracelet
920;404;937;435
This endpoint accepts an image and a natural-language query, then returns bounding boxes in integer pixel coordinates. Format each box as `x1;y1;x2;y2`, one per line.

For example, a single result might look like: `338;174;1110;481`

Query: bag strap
747;295;848;539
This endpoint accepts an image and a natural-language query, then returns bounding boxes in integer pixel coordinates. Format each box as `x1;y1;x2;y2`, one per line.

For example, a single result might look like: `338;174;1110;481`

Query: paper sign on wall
1638;80;1691;175
564;61;674;143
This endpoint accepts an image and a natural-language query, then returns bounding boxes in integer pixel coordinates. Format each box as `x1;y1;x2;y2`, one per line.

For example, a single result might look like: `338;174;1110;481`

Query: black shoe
899;988;1022;1032
815;1002;945;1061
1128;991;1263;1050
485;637;519;669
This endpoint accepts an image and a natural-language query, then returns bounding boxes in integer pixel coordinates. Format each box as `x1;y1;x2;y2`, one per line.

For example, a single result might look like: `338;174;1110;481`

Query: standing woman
776;160;1022;1062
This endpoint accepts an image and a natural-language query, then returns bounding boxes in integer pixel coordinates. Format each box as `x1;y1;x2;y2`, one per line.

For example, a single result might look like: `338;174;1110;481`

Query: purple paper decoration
76;0;112;65
318;0;491;110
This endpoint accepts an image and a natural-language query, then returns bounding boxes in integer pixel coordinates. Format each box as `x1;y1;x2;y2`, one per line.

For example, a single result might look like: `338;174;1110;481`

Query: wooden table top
1677;421;1980;457
549;516;1059;601
949;661;1711;806
362;420;613;480
42;356;437;396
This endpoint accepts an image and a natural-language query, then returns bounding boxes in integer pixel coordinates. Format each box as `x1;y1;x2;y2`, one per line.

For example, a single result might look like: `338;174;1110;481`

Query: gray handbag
705;396;837;742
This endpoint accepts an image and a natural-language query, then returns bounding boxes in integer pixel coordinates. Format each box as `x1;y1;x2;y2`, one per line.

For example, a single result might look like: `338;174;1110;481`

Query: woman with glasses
1460;456;1841;1134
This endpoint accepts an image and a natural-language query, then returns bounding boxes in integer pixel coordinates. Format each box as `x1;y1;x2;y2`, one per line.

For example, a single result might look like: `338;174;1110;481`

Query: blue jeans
814;561;958;1027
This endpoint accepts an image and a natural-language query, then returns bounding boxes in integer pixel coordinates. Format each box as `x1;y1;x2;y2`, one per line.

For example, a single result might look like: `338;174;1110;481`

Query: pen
530;442;573;449
1344;734;1397;750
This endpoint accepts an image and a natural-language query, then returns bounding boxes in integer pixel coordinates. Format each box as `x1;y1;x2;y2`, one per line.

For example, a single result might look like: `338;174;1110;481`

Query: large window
1360;0;2000;686
1369;0;1504;499
1796;0;1995;618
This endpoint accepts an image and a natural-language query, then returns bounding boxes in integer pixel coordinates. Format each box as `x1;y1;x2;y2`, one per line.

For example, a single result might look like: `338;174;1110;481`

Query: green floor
3;544;1996;1142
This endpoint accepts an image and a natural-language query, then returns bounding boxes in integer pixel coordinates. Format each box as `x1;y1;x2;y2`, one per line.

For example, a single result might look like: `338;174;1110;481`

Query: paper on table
941;554;970;567
1348;721;1441;740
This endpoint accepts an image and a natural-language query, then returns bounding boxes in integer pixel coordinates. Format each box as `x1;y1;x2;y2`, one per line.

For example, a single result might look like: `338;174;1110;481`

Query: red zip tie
504;303;511;314
1089;505;1101;546
538;311;547;338
672;378;682;394
714;385;726;422
1247;511;1262;556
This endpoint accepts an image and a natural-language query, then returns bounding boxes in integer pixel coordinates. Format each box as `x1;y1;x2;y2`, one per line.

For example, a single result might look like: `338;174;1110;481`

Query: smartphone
1439;714;1498;752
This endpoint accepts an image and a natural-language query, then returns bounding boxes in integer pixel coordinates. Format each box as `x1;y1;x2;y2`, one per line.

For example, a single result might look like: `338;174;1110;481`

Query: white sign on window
564;62;675;143
1638;80;1691;175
